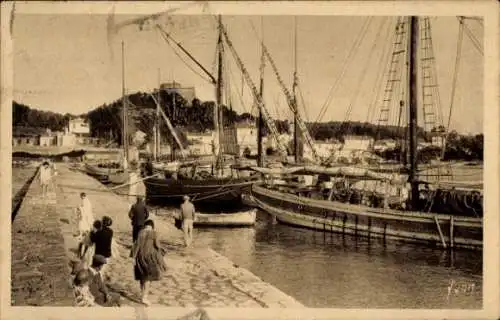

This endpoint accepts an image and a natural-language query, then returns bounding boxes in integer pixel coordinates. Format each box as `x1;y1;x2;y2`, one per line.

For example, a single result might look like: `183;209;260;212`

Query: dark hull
251;184;482;250
144;176;260;212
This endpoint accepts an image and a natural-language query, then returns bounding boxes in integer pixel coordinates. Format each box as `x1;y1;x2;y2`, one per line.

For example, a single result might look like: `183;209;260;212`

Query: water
12;166;37;196
192;211;482;309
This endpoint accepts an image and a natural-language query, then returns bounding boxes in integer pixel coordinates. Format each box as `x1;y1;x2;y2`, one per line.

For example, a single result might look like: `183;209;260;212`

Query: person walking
132;219;166;306
76;192;94;258
39;161;52;198
128;195;150;244
180;195;196;247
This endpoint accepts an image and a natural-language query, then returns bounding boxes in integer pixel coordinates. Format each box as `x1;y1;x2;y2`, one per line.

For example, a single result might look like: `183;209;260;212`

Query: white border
1;1;498;319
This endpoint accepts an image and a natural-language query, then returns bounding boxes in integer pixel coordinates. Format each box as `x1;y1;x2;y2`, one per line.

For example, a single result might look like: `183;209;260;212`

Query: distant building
431;135;445;148
160;81;196;104
12;126;43;146
373;139;397;152
68;117;90;136
186;130;214;156
236;123;257;155
343;135;374;151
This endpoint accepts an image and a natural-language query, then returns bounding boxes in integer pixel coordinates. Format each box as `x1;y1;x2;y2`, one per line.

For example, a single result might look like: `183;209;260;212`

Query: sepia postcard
1;1;498;320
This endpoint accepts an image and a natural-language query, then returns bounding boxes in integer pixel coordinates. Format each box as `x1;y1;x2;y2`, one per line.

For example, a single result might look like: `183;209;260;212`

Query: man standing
180;195;195;247
39;161;52;198
128;195;149;243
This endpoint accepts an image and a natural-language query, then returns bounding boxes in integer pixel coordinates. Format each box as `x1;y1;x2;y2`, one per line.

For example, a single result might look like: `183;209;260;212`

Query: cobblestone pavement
55;165;303;308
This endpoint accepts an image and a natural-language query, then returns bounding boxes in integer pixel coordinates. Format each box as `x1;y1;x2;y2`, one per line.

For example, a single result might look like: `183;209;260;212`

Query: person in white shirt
77;192;94;257
39;161;52;198
180;195;196;247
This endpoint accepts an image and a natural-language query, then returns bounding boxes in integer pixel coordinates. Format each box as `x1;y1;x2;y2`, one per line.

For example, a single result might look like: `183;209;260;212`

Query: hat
92;254;107;267
183;195;190;201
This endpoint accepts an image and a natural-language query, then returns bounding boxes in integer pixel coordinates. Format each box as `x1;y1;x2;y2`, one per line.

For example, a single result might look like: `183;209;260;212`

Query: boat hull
84;163;121;181
194;209;257;227
250;184;482;250
108;171;129;185
144;176;260;212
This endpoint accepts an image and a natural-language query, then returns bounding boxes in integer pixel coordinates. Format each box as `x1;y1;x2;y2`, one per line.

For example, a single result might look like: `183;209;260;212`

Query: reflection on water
192;211;482;309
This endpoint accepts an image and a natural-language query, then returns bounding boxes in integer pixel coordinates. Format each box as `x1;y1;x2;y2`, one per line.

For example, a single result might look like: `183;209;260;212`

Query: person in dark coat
90;218;113;259
128;195;149;243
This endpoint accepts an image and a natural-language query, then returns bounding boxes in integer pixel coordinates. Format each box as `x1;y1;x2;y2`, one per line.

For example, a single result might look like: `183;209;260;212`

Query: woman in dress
132;219;166;306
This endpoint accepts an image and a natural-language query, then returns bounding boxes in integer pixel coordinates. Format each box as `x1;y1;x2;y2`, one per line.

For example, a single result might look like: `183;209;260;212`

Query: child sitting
73;269;97;307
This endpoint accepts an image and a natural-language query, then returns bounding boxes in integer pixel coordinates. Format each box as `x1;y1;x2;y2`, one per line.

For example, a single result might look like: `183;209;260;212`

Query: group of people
70;182;197;307
72;192;120;307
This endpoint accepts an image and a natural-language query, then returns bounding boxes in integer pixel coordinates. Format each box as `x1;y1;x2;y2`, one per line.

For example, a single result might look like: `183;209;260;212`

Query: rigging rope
441;18;464;160
366;17;399;125
309;17;373;136
156;26;214;84
456;17;483;56
342;17;390;134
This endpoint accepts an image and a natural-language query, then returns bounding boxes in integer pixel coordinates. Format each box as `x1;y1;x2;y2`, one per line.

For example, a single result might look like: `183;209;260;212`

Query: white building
186;131;214;156
373;139;397;152
431;135;445;148
68;118;90;135
160;81;196;104
236;124;258;155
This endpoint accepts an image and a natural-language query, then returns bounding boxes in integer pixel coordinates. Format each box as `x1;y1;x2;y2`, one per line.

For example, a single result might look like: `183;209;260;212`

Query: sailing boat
85;42;131;185
246;16;483;250
143;16;260;216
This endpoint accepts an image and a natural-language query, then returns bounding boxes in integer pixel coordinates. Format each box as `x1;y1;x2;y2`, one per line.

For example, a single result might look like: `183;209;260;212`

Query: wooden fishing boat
108;170;129;185
144;173;260;211
194;208;257;227
84;163;121;181
247;169;482;250
245;16;483;250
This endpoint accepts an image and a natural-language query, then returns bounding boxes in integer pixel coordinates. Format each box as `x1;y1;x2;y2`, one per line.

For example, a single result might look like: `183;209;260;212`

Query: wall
12;137;39;146
11;170;74;306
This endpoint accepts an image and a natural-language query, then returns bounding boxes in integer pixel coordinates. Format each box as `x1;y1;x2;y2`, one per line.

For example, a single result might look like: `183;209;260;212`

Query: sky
13;10;484;134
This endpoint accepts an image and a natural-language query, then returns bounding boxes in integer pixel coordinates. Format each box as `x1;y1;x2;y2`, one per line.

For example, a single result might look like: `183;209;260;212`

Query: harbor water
192;211;482;309
12;167;482;309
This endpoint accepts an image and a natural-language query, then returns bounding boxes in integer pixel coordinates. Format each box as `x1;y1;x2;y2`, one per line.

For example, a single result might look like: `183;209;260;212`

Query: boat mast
292;16;302;164
215;15;224;175
257;17;265;167
408;16;420;210
121;41;128;164
154;69;160;161
171;83;176;162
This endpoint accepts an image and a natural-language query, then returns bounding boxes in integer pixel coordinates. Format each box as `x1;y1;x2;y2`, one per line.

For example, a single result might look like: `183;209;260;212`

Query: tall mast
292;16;301;164
408;16;420;210
214;15;224;174
154;69;160;161
121;41;128;162
171;85;176;162
257;17;265;167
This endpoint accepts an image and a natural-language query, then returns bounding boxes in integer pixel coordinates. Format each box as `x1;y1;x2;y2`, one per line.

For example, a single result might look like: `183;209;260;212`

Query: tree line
13;101;72;133
12;93;483;161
